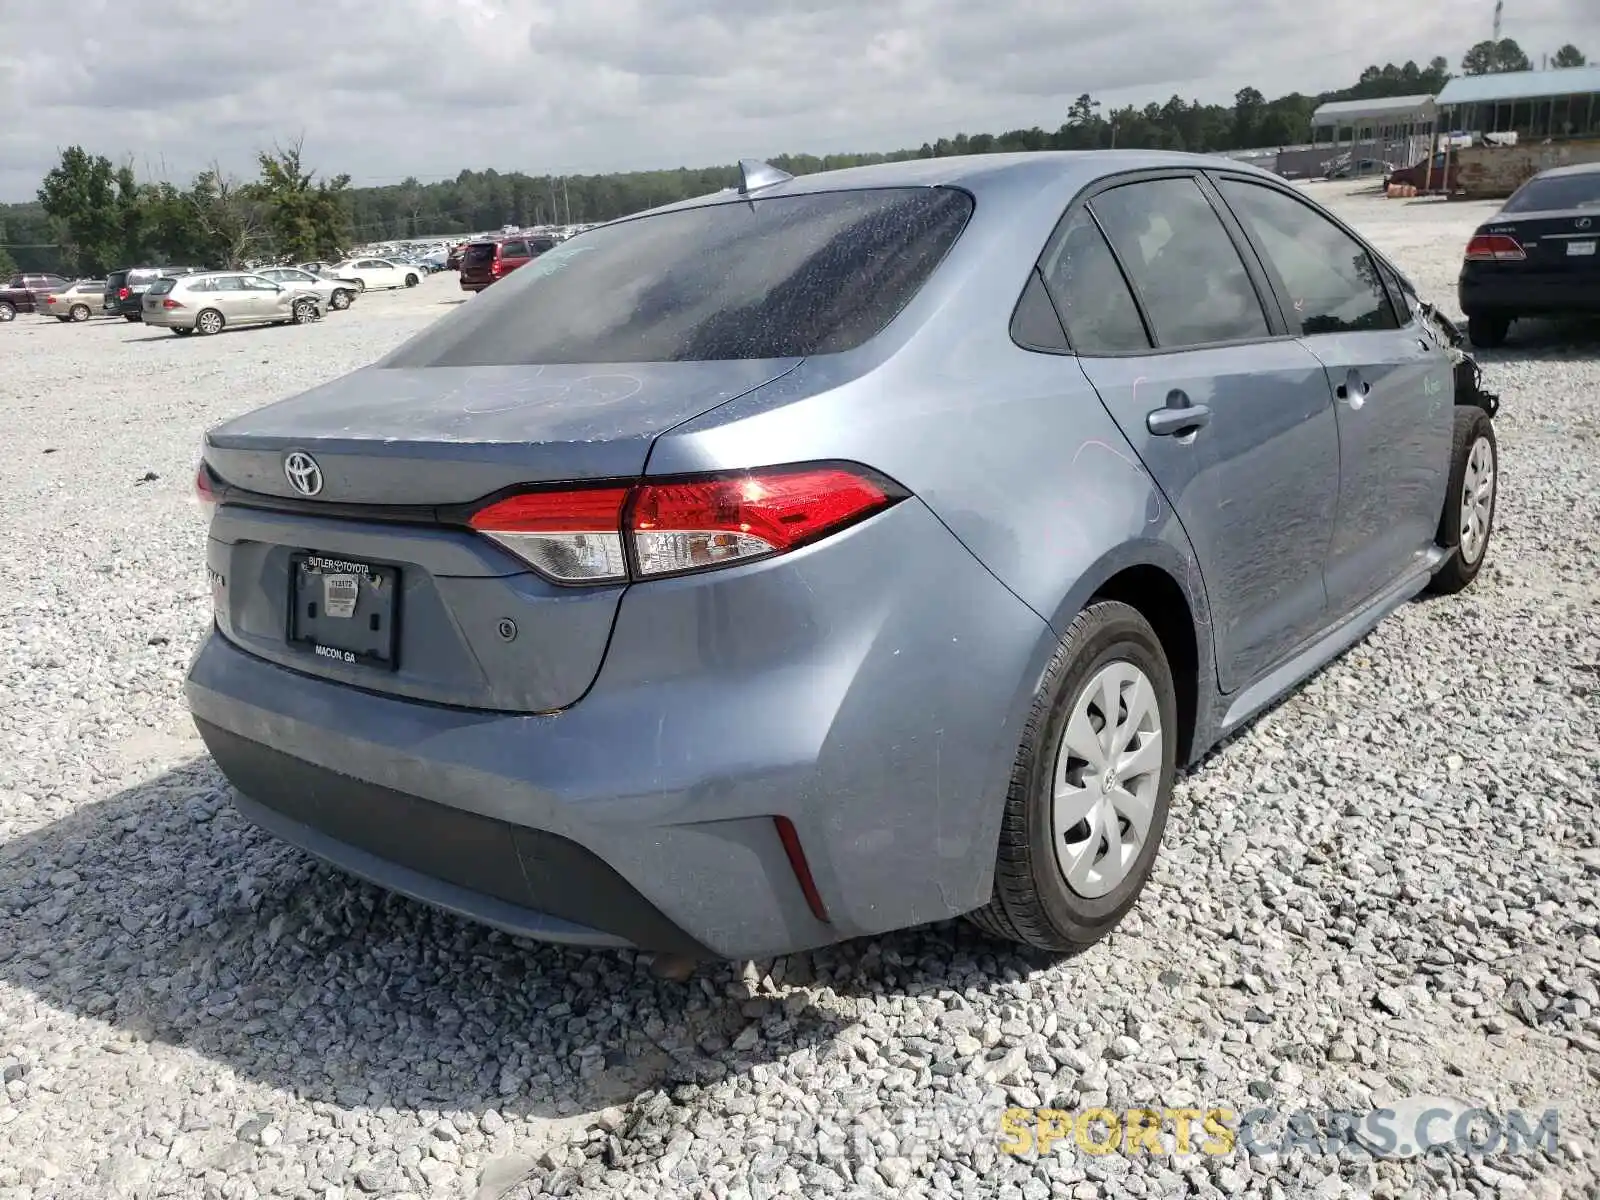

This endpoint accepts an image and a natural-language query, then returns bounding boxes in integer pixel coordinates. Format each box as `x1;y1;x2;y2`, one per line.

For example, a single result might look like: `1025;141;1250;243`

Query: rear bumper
141;309;194;329
459;278;491;292
1460;268;1600;315
185;498;1051;959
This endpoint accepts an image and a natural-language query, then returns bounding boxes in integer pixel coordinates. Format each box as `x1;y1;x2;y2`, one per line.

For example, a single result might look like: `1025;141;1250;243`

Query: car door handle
1146;400;1212;438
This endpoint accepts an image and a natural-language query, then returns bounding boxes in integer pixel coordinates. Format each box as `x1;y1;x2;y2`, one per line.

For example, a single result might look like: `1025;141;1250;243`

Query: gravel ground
1;189;1597;1200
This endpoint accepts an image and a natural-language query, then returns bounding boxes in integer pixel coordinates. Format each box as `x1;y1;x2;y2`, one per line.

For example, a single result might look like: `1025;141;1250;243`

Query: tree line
1;39;1587;279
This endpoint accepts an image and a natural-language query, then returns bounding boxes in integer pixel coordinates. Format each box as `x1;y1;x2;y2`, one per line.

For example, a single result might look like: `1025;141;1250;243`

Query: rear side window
1217;179;1398;335
500;240;528;257
1038;209;1150;354
1090;178;1270;348
1501;172;1600;213
147;278;176;296
383;187;974;366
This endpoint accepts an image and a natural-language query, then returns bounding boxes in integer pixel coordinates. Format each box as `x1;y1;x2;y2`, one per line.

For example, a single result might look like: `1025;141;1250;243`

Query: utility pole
1491;0;1502;44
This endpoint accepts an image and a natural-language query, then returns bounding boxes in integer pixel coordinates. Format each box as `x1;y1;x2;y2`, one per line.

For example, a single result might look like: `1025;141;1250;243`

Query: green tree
1233;86;1266;146
1462;38;1533;75
1552;44;1587;68
0;243;16;279
36;146;122;274
254;140;353;261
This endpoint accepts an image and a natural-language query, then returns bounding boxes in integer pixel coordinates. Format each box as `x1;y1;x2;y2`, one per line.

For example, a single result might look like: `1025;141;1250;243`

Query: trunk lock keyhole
497;618;517;642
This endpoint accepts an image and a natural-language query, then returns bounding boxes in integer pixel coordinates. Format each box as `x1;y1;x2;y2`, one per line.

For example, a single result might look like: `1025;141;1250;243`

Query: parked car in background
1389;152;1461;195
142;271;324;336
457;234;557;292
446;243;468;270
40;279;108;322
297;262;338;277
255;266;358;312
185;152;1498;962
1459;161;1600;347
105;267;198;321
327;258;421;292
0;272;73;321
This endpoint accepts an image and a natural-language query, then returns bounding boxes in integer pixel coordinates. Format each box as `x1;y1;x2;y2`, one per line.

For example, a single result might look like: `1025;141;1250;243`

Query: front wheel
290;298;318;325
1466;312;1510;349
329;289;352;311
405;273;419;288
352;278;366;293
1427;407;1498;595
966;600;1177;952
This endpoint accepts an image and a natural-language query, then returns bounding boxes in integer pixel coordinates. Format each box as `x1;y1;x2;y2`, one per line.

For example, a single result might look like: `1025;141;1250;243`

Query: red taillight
630;467;891;577
469;486;630;582
466;465;899;584
42;295;56;305
1465;233;1526;262
118;286;130;300
195;462;218;516
490;257;505;275
162;298;185;309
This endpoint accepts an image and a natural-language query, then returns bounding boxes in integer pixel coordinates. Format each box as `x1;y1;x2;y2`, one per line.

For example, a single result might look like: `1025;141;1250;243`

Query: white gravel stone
0;189;1596;1200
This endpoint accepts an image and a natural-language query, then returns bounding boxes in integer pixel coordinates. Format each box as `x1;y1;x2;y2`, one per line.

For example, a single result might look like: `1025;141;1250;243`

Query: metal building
1302;95;1437;179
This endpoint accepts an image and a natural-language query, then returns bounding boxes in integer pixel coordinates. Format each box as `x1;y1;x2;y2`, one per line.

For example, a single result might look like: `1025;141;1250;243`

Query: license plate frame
288;552;400;669
1568;239;1596;256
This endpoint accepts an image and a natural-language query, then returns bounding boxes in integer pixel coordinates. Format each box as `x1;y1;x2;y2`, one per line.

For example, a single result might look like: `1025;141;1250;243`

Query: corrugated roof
1311;94;1437;125
1437;66;1600;106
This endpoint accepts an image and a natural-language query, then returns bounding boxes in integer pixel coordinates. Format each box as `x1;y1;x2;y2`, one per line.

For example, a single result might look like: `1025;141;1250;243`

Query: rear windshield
1502;173;1600;213
383;187;974;366
147;278;177;296
462;243;497;265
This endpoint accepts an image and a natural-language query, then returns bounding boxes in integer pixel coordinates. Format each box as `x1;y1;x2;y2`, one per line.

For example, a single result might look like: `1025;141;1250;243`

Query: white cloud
0;0;1591;199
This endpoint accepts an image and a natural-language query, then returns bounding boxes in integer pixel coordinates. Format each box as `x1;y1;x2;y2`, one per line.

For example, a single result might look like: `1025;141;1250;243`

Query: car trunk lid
203;359;801;504
1481;208;1600;270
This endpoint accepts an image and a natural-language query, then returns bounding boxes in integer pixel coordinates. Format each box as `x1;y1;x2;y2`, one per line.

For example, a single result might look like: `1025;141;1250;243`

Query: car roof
1527;160;1600;180
630;151;1281;223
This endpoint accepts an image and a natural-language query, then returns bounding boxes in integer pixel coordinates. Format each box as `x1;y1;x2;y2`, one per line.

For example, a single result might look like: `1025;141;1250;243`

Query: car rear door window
1089;177;1270;348
1036;209;1150;354
500;240;529;257
1216;179;1399;335
384;187;974;366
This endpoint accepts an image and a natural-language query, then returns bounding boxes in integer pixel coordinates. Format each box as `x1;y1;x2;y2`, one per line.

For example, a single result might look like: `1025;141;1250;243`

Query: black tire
1466;313;1510;349
966;600;1178;952
123;313;140;322
0;302;15;322
194;308;225;336
56;315;72;323
1427;407;1498;595
171;327;193;337
352;278;366;292
290;298;317;325
329;289;352;311
405;273;419;287
69;304;91;322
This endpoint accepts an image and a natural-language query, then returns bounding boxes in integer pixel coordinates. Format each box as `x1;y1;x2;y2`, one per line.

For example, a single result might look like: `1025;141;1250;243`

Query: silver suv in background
255;266;358;312
142;271;324;336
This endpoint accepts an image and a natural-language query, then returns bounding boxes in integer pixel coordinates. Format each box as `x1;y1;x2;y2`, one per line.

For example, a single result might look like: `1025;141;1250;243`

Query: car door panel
1046;176;1344;692
1212;176;1454;614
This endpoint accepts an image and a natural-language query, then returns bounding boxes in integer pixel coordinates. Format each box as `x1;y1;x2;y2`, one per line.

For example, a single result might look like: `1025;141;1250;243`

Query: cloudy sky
0;0;1593;201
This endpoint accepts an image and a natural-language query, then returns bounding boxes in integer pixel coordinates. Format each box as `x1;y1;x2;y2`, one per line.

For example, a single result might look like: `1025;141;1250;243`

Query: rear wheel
1427;407;1498;595
170;327;193;337
405;273;419;287
1466;312;1510;348
966;600;1177;952
69;303;91;322
329;289;352;311
56;315;72;323
195;308;225;336
122;313;140;322
0;302;16;322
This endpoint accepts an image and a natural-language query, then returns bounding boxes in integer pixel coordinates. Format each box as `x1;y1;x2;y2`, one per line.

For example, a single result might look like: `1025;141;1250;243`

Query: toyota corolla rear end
185;179;1050;959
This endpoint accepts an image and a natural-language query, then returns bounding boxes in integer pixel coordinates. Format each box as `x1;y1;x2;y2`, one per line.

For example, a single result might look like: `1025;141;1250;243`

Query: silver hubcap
1459;436;1494;564
1052;661;1163;898
200;313;220;333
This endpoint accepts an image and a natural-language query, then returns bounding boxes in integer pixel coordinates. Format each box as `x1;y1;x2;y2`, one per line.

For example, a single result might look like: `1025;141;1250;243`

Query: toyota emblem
283;451;324;496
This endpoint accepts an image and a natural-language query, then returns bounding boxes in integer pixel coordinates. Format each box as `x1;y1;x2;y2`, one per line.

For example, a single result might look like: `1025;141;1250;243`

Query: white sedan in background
325;258;422;292
255;267;359;311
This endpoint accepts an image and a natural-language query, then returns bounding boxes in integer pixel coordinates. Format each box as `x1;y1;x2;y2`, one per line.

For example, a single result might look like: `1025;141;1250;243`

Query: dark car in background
458;234;557;292
1459;162;1600;347
0;272;73;321
105;267;199;321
